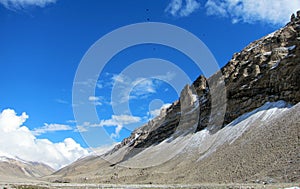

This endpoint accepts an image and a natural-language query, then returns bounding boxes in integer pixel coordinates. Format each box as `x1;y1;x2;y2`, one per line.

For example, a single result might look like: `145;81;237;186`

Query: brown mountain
48;12;300;185
0;156;54;182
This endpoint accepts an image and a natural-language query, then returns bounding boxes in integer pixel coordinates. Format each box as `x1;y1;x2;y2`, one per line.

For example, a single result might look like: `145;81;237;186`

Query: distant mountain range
0;156;54;181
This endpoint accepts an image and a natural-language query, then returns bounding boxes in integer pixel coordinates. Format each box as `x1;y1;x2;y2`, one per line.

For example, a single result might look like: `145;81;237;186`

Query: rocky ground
0;182;299;189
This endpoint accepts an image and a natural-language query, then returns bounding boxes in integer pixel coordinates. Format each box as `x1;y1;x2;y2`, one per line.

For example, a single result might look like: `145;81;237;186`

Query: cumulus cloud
0;109;28;132
205;0;300;25
0;109;88;170
0;0;57;9
32;123;72;136
165;0;200;17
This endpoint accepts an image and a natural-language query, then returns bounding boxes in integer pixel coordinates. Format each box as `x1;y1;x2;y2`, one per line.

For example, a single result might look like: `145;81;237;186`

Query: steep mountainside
49;12;300;184
107;11;300;154
0;156;54;181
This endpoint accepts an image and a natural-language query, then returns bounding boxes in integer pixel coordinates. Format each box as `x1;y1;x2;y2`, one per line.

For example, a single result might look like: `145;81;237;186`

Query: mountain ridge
48;12;300;184
0;156;54;181
106;10;300;157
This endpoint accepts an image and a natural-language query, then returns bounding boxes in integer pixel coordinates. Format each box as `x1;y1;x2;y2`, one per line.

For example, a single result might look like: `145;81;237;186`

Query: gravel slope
47;102;300;185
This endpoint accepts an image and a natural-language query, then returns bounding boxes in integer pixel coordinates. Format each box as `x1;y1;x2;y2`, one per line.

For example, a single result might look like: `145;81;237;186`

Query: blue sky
0;0;299;169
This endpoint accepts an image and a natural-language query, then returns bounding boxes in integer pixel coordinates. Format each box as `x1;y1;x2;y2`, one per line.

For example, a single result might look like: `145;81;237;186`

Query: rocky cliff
107;11;300;160
221;12;300;125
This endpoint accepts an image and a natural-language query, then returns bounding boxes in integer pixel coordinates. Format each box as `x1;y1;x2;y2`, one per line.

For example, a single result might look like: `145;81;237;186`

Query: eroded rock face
108;13;300;160
108;84;198;155
222;16;300;125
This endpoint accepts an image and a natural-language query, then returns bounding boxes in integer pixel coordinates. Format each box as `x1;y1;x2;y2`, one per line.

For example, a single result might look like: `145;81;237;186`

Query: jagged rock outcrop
196;11;300;129
107;84;199;161
222;14;300;124
108;12;300;161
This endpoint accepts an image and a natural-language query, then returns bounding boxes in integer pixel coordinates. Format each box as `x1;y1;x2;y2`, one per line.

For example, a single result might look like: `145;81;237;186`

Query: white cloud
110;124;123;139
99;115;141;139
111;74;157;103
205;0;228;17
75;115;142;139
165;0;300;25
99;115;141;127
32;123;72;136
74;122;91;133
0;0;57;9
148;109;161;118
166;0;182;16
88;96;99;101
99;72;176;107
205;0;300;25
111;73;175;104
66;120;77;124
0;109;28;132
181;0;201;16
131;79;156;96
0;108;88;170
75;125;88;132
165;0;200;17
148;103;172;118
88;96;104;106
112;74;126;84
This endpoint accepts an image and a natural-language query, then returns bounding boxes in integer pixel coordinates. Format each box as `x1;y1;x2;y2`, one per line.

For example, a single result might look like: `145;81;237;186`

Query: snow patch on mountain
114;101;292;168
186;101;293;161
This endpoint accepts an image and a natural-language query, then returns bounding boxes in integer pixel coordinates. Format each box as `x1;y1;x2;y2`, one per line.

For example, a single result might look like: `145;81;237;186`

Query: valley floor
0;181;299;189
